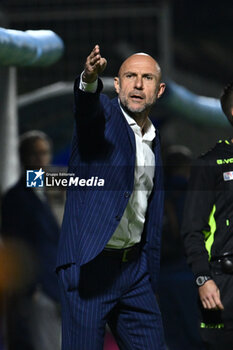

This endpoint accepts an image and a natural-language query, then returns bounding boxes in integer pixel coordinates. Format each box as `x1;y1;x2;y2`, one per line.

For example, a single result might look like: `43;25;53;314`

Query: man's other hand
83;45;107;83
199;279;224;310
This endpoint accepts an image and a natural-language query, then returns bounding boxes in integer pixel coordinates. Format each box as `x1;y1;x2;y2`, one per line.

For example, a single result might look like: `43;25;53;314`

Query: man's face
114;54;165;115
26;139;51;168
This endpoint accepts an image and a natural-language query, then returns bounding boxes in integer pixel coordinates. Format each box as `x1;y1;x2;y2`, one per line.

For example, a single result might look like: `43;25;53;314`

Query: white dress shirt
79;75;156;249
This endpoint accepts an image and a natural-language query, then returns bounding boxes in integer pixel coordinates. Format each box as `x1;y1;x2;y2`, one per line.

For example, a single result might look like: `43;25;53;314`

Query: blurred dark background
0;0;232;160
1;0;232;94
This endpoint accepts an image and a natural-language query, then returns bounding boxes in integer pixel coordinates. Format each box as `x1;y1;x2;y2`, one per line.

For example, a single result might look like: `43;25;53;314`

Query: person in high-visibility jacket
182;82;233;350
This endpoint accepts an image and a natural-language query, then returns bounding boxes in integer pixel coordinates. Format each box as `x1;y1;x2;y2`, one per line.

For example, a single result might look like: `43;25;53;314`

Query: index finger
213;295;224;310
215;300;224;310
89;45;100;59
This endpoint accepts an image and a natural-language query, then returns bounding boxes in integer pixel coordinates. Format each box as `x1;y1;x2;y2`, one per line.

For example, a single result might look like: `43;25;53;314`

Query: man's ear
156;82;166;99
114;77;120;94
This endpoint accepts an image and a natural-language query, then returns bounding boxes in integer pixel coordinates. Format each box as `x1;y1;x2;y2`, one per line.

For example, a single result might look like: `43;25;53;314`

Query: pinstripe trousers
57;248;165;350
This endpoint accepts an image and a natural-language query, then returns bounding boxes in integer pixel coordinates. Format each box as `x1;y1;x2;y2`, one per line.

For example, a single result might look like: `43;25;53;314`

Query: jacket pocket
58;263;80;292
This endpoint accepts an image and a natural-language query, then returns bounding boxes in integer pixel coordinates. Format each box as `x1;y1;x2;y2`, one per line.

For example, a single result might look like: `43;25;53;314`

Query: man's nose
134;76;143;89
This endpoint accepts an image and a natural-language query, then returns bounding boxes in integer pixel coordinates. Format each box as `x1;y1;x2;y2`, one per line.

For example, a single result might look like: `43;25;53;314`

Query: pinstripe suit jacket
56;77;164;292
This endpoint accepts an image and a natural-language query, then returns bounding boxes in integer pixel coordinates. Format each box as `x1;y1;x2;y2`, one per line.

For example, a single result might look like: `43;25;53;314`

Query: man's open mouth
130;95;144;100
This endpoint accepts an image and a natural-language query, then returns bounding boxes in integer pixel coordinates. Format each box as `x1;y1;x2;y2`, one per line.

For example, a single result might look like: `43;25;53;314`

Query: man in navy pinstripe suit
57;45;166;349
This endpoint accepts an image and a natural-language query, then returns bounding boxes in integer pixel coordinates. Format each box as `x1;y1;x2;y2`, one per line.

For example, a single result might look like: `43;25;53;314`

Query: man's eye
126;74;133;78
145;76;153;80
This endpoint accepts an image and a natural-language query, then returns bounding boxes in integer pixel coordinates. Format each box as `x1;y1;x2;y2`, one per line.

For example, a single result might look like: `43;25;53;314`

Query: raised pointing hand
83;45;107;83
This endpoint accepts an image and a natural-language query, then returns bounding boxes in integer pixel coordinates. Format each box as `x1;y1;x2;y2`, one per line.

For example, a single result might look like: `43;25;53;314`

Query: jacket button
124;191;130;198
115;215;121;221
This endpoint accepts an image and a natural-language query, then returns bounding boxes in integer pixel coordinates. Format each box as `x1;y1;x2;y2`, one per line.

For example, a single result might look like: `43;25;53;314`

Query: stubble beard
120;93;156;115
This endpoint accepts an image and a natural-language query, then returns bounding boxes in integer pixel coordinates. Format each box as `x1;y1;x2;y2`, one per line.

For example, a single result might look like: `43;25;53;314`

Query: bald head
118;53;162;82
114;53;165;124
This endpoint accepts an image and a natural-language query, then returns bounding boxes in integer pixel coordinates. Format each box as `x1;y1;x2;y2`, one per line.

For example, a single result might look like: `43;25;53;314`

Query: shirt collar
118;99;156;141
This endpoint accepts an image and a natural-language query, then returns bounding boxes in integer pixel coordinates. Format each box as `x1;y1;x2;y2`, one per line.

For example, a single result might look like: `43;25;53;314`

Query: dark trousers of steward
199;253;233;350
57;243;166;350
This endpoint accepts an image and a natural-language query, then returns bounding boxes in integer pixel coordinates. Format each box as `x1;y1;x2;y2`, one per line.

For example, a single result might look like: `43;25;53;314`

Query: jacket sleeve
73;76;104;122
72;76;111;159
181;157;216;277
